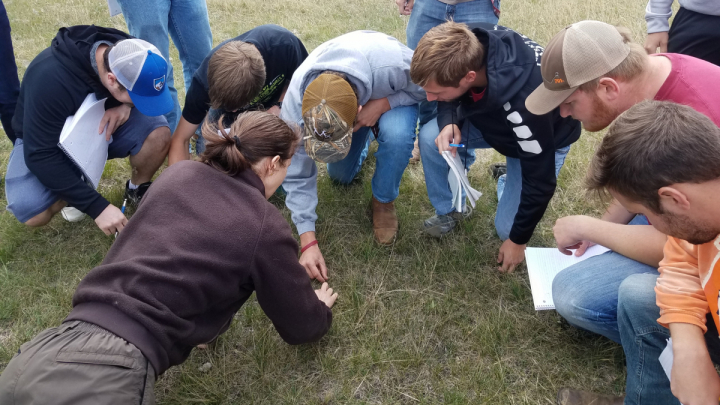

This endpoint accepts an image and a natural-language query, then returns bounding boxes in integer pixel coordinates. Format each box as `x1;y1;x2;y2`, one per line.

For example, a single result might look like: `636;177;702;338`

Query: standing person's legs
167;0;212;93
0;321;155;405
0;0;20;144
494;145;570;240
667;7;720;67
116;0;180;132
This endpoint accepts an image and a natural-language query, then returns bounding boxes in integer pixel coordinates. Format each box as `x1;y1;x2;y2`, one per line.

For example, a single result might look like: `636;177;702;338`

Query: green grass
0;0;665;403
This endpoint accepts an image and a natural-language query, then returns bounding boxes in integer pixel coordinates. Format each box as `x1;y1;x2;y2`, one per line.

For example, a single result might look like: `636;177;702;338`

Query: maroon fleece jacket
66;160;332;374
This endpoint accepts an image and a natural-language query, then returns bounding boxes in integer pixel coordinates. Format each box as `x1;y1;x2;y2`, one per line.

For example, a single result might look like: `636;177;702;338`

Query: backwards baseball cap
108;39;173;117
301;73;358;163
525;20;631;116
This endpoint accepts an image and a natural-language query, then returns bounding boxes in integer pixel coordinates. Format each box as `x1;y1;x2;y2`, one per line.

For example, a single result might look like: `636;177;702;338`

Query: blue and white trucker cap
108;39;173;117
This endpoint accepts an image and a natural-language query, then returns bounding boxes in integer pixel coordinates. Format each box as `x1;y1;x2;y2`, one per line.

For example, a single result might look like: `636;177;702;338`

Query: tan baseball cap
525;20;631;116
302;73;358;163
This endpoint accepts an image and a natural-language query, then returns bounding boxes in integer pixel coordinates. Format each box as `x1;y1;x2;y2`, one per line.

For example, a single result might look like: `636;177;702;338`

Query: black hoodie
437;23;581;245
12;26;131;219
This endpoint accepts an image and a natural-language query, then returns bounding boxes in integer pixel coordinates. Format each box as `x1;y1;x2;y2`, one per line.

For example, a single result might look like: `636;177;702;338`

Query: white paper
441;151;482;212
58;94;110;189
107;0;122;16
525;245;610;310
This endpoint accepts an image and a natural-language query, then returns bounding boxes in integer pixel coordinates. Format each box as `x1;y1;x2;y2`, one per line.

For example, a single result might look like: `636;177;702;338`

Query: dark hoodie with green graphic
436;23;581;245
12;25;131;219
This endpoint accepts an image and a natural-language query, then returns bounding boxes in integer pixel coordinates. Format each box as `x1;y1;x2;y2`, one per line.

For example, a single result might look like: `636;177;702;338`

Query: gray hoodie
279;31;425;235
645;0;720;33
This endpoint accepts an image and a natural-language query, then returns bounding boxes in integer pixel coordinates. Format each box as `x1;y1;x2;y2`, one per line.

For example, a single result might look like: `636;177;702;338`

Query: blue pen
449;143;465;148
115;198;128;238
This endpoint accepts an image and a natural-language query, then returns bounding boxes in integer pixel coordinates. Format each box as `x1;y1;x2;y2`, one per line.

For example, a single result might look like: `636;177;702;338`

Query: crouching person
0;112;338;405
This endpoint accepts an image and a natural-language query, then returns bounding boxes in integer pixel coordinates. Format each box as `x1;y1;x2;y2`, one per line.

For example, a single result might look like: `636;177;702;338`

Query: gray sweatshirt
279;30;426;235
646;0;720;33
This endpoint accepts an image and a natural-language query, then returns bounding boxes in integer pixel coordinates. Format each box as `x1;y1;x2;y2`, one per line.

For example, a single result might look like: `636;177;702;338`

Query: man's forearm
601;198;637;224
168;117;198;166
580;217;666;266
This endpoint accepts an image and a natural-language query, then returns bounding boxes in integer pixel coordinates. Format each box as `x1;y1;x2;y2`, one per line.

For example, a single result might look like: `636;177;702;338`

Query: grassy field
0;0;663;403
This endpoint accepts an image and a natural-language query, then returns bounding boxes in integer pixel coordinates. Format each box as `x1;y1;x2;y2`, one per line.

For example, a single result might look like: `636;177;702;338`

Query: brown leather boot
557;388;624;405
371;196;398;245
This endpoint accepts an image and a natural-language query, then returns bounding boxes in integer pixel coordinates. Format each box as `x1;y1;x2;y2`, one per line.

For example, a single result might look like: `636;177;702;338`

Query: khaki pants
0;321;155;405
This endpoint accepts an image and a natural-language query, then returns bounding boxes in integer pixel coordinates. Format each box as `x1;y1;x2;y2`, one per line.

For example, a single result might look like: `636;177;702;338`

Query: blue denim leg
116;0;211;132
494;145;571;240
418;118;487;216
552;251;657;344
167;0;212;92
326;127;371;184
0;0;19;143
406;0;499;49
618;273;680;405
327;105;418;203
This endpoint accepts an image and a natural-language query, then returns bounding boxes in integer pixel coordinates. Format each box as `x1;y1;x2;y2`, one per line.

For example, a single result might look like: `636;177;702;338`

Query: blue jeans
0;0;19;143
327;104;418;203
406;0;500;125
116;0;212;132
552;215;654;343
418;118;570;240
406;0;499;49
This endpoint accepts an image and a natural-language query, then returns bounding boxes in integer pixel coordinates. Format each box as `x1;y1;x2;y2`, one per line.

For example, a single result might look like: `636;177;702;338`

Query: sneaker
490;162;507;180
124;180;152;207
422;205;473;238
61;207;85;222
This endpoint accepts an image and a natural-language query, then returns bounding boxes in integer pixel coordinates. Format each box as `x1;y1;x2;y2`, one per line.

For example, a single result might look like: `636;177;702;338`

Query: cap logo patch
553;73;564;84
313;127;331;141
153;76;166;91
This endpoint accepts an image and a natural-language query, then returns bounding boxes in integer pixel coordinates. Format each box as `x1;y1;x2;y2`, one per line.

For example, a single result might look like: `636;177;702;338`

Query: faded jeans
418;118;569;240
327;104;418;203
116;0;212;132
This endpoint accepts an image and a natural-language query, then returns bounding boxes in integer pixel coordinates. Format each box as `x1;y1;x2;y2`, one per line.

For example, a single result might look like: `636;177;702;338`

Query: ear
462;71;477;85
269;155;281;172
597;77;621;101
658;186;690;211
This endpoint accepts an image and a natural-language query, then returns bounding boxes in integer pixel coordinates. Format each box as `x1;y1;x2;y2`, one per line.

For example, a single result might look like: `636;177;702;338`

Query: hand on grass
300;244;328;282
435;124;461;157
95;204;128;235
553;215;594;256
670;323;720;405
353;98;390;132
395;0;414;15
315;282;338;308
644;32;669;54
497;239;526;273
100;104;132;141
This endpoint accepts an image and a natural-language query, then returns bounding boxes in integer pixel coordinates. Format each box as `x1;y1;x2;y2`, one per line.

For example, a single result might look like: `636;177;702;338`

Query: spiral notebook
526;245;610;310
58;94;110;189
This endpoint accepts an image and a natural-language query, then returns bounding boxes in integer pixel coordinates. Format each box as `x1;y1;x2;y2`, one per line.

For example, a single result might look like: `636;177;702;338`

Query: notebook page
526;245;610;310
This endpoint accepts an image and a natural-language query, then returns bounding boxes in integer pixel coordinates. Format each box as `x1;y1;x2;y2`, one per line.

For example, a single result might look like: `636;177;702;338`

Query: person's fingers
326;287;334;296
102;226;111;236
558;247;572;255
321;282;329;292
506;262;517;273
575;243;589;257
497;251;503;264
329;292;338;306
319;259;328;280
659;43;668;53
353;123;361;132
99;114;109;134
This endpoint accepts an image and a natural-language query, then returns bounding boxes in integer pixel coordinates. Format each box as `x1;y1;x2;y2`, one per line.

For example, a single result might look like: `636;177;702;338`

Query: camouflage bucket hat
302;73;358;163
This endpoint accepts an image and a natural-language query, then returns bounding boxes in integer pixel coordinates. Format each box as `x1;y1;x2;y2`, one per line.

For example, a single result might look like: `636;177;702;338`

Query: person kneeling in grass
0;111;338;405
558;100;720;405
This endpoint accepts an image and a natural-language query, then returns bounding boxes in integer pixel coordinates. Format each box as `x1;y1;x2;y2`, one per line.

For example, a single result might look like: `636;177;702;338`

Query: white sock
127;180;139;190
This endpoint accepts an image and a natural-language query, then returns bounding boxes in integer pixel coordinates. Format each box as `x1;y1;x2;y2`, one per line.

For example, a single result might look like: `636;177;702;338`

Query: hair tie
233;135;241;149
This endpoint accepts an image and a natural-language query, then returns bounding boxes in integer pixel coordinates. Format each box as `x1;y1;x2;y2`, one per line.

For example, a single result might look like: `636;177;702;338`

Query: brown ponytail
199;111;299;177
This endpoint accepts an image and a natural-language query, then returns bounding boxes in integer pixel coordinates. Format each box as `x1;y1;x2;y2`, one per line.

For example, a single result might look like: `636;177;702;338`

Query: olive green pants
0;320;155;405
